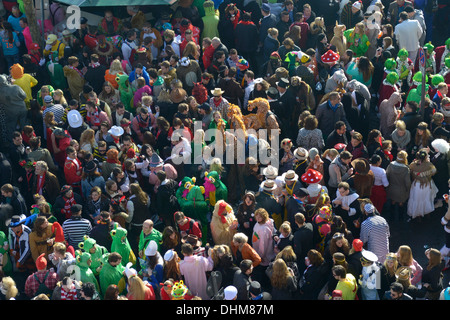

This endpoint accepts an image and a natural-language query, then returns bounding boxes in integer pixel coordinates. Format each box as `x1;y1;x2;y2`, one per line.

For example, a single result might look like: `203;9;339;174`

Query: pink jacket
179;255;214;299
252;219;276;266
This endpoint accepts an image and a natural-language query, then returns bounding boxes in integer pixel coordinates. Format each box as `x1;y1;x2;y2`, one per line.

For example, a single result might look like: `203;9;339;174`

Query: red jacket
64;157;82;186
202;44;215;70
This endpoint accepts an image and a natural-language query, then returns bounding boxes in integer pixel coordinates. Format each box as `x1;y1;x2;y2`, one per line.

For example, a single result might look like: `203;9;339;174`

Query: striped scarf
61;286;77;300
62;195;76;220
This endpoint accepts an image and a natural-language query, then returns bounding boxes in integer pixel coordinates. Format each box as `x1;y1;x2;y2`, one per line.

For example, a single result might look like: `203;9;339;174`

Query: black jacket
84;64;107;94
52;192;84;223
0;186;28;217
293;223;314;269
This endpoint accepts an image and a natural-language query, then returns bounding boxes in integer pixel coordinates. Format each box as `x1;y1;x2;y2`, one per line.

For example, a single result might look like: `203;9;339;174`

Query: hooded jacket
10;64;38;103
379;91;402;137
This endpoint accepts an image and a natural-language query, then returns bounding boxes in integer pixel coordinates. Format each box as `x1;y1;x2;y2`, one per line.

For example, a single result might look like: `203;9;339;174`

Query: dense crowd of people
0;0;450;301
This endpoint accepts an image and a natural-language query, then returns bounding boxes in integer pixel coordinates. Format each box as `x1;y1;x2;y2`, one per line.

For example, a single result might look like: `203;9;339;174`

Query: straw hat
260;179;277;192
294;147;309;160
262;165;278;179
281;170;298;182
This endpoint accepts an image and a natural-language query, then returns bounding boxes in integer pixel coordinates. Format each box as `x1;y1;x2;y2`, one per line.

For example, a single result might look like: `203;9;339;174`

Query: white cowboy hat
108;125;124;137
211;88;225;96
67;110;82;128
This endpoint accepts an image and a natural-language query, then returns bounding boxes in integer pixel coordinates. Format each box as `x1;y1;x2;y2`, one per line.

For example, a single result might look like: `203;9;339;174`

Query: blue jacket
128;66;150;87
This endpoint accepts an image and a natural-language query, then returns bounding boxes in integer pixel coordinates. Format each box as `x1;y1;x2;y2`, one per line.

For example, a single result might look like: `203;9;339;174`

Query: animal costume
0;231;12;275
330;22;347;56
423;42;437;76
204;171;228;207
210;200;238;246
116;73;135;112
74;250;100;292
244;98;280;137
406;83;430;104
47;51;67;91
99;253;126;298
63;63;86;100
175;176;209;242
78;236;108;276
192;82;209;105
110;223;136;267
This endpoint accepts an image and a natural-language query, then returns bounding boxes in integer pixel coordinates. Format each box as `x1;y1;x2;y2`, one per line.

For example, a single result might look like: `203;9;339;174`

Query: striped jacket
62;216;92;248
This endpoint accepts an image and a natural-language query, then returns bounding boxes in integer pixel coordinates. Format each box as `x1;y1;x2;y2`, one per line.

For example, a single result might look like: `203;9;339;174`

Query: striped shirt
360;214;390;264
61;105;87;125
62;217;92;248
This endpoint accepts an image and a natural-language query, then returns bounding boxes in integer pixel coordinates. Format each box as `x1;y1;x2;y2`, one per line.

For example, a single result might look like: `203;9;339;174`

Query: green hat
386;71;399;85
431;74;445;87
446;38;450;48
445;57;450;68
398;48;408;57
423;42;434;53
417;83;430;92
384;58;397;70
413;71;428;83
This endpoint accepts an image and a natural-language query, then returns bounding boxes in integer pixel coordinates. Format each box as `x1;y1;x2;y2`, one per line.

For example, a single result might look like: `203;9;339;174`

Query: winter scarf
62;195;76;219
86;107;101;126
391;129;411;150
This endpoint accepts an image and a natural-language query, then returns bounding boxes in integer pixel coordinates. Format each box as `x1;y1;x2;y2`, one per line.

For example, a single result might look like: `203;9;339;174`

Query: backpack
188;218;202;236
34;271;53;297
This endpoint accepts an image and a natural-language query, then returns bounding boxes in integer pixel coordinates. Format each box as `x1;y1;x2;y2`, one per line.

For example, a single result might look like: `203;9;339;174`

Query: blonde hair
53;89;67;105
255;208;269;224
127;276;146;300
270;259;291;289
395;120;406;131
109;59;124;75
79;128;96;147
396;150;408;165
2;277;18;300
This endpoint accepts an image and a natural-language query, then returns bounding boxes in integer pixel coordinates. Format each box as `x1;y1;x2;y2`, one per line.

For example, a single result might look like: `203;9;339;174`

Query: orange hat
10;63;24;79
36;253;47;270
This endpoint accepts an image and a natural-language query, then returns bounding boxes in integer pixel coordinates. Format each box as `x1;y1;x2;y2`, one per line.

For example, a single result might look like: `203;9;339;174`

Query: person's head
174;211;187;226
397;245;413;266
244;70;255;83
80;282;96;300
181;243;194;257
334;121;346;135
108;252;122;267
232;232;248;248
254;208;269;224
339;151;353;165
281;10;290;22
337;182;350;197
350;132;363;147
35;161;48;176
328;91;341;106
389;282;404;299
240;259;253;275
104;284;120;300
332;265;347;280
426;248;442;270
12;131;22;146
399;11;408;23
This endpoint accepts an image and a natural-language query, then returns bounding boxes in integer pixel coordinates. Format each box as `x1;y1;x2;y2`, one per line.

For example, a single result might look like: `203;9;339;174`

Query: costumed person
110;223;136;267
330;22;347;57
423;42;437;77
116;73;135;113
359;249;381;300
343;22;370;58
440;191;450;270
396;48;414;90
407;149;438;222
437;38;450;72
293;147;310;180
204;170;228;208
99;252;126;298
439;58;450;84
175;176;208;243
430;139;450;208
0;231;12;276
406;83;430;105
210;200;238;247
378;72;400;108
7;215;34;273
74;251;100;293
78;236;108;276
301;168;328;205
312;206;333;254
9;63;38;108
201;0;219;40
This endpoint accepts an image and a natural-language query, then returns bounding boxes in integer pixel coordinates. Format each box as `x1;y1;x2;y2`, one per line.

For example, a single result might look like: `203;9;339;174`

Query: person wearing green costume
344;22;370;58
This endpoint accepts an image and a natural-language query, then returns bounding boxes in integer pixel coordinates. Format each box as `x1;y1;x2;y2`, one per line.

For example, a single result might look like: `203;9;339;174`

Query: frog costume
439;57;450;83
78;236;108;276
116;74;135;113
0;231;12;275
75;250;100;292
98;251;126;299
176;176;209;243
378;72;400;106
424;42;436;76
110;223;136;267
406;83;430;104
